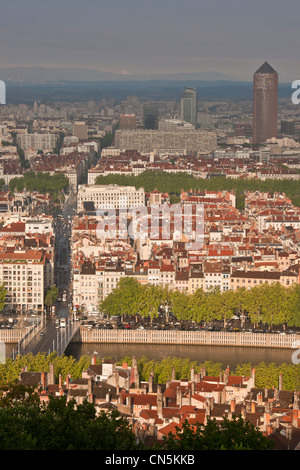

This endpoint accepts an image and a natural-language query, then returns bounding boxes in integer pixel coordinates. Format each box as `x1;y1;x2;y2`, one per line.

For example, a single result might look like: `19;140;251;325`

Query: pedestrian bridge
10;318;81;359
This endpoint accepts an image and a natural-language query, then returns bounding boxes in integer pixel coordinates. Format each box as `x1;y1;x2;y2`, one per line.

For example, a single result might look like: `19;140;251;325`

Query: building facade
181;87;197;128
252;62;278;144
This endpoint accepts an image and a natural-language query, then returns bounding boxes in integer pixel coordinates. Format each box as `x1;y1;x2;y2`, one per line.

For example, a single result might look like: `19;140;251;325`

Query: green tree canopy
160;416;274;450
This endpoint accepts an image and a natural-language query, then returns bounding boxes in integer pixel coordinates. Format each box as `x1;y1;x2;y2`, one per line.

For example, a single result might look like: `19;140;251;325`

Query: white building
77;184;145;212
0;251;47;311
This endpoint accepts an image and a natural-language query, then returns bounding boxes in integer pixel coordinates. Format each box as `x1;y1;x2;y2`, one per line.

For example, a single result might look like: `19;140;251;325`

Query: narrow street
55;191;77;319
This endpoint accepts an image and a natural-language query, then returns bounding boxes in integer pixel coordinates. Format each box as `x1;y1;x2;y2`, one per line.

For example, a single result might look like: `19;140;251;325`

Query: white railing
75;327;300;350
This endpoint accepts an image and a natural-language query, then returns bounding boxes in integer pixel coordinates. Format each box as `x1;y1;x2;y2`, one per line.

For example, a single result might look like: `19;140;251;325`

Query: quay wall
72;327;300;350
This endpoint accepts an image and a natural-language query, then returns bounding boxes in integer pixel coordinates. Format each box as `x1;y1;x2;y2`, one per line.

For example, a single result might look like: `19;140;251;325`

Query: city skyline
0;0;299;83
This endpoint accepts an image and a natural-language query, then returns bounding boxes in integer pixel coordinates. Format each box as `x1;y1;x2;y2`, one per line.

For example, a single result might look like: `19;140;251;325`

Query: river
65;342;294;370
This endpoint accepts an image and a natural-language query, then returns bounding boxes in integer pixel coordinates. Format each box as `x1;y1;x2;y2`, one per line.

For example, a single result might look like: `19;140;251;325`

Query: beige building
19;133;57;151
115;129;217;155
230;270;298;290
188;271;205;294
77;184;145;212
72;262;126;310
0;251;48;311
73;121;88;140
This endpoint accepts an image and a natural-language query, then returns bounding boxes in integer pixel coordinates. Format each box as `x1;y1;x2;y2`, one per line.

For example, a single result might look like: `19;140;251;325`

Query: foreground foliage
160;416;274;450
0;385;273;450
0;388;138;450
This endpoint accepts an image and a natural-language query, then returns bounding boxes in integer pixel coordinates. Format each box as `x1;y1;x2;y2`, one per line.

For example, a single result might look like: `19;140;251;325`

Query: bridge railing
10;318;43;359
54;319;81;356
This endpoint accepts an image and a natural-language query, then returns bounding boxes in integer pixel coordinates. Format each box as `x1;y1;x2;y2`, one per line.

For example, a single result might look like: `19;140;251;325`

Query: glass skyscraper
181;87;197;128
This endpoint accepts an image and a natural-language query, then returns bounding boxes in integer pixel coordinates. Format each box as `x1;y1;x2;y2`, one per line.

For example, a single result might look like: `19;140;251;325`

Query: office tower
181;87;197;128
119;113;137;130
73;121;88;140
252;62;278;144
143;103;159;129
281;120;295;136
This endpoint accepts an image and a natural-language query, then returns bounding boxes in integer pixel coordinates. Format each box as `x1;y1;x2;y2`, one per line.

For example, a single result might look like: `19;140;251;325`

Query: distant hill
1;66;292;105
0;66;236;83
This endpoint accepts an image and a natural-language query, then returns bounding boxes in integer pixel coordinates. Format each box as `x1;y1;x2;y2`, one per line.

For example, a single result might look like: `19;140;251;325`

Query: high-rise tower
181;87;197;128
252;62;278;144
143;103;159;129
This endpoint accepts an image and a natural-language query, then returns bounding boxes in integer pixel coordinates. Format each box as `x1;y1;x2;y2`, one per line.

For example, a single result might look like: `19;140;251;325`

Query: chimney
205;400;211;417
251;401;256;413
48;363;55;385
148;372;154;393
293;391;299;410
172;366;176;381
157;386;163;419
126;395;133;414
251;367;256;387
134;369;140;388
190;366;195;382
292;410;298;427
114;371;120;395
176;387;182;407
257;392;263;405
279;374;283;391
41;372;46;390
230;399;236;413
132;356;137;370
88;377;93;396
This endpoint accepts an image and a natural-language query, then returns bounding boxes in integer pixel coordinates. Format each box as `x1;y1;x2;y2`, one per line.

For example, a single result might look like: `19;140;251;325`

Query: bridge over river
10;318;81;359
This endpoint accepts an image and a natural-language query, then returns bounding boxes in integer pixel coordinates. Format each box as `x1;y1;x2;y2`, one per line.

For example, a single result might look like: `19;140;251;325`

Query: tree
45;285;59;313
161;416;274;450
100;277;144;319
0;386;140;450
0;283;6;312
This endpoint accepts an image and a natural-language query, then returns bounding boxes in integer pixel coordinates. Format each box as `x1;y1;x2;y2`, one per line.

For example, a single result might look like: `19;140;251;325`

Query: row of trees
9;171;69;196
100;277;300;328
121;356;300;392
1;352;299;392
94;171;300;209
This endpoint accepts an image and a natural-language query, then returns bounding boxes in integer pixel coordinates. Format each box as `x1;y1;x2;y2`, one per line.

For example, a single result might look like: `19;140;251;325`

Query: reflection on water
65;343;294;369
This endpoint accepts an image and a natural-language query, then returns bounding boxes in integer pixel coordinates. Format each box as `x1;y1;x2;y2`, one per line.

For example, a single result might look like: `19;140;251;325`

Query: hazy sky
1;0;299;81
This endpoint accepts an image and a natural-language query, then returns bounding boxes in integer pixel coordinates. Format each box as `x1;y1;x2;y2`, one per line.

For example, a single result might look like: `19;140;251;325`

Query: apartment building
230;270;298;290
114;128;217;155
77;184;145;212
72;261;126;310
0;250;47;311
19;133;57;151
